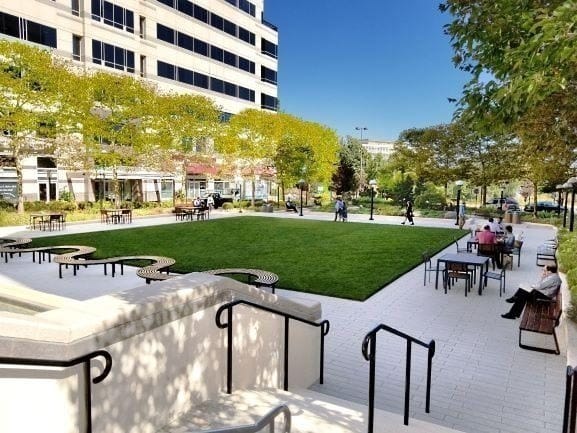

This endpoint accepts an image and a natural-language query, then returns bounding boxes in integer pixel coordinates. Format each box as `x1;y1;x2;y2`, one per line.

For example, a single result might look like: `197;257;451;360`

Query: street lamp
455;180;464;226
556;184;564;216
369;179;377;221
355;127;367;189
561;182;571;228
568;177;577;232
298;179;306;216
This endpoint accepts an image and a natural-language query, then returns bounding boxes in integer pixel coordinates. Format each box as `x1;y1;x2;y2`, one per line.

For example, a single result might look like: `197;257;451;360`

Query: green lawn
31;217;461;300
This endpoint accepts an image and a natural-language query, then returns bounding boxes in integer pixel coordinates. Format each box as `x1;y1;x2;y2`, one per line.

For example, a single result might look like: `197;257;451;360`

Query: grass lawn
31;216;461;300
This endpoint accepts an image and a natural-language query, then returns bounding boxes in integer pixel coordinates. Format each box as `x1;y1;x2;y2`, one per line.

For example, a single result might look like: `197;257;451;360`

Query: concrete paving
0;209;567;433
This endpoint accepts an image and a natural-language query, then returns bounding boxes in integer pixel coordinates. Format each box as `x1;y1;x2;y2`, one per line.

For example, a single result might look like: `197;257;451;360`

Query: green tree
0;40;75;212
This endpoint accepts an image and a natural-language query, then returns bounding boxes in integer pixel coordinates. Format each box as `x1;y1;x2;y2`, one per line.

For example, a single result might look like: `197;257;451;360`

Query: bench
204;268;279;293
536;239;558;266
519;290;562;355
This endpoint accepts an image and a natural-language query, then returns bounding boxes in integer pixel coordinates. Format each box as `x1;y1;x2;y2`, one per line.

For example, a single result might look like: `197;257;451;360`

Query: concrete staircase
159;388;465;433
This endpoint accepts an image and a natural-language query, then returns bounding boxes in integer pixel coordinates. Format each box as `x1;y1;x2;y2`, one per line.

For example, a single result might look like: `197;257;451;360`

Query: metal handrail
362;324;435;432
0;350;112;433
205;404;291;433
216;299;330;394
564;365;577;432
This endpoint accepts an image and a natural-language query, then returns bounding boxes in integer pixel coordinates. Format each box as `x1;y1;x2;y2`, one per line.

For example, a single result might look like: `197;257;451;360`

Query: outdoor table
179;206;204;221
29;212;63;231
435;253;490;295
102;209;132;224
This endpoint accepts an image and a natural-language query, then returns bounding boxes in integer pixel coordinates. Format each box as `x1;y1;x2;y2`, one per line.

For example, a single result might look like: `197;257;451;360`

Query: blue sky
265;1;470;141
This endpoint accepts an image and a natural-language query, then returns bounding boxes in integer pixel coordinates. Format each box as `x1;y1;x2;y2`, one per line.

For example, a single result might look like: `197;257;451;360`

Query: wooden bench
519;290;562;355
204;268;279;293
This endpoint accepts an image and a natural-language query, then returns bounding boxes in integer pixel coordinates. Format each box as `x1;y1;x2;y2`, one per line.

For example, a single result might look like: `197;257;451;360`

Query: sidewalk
0;210;567;433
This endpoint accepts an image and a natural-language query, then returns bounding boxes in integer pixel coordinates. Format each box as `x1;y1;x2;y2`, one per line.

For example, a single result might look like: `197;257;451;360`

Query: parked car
524;201;558;213
485;198;518;209
202;192;234;209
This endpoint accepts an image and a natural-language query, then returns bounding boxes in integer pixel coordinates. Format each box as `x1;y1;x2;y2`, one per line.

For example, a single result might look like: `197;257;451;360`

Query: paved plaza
0;209;567;433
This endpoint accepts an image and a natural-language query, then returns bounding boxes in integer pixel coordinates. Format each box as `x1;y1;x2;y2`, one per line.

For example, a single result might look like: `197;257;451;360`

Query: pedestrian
401;200;414;225
341;199;348;222
334;198;343;221
501;265;561;319
458;201;466;229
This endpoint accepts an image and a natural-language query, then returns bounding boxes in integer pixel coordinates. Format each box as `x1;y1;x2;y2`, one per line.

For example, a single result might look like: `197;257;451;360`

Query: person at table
488;217;500;233
501;265;561;319
476;225;502;268
193;197;202;207
502;225;515;251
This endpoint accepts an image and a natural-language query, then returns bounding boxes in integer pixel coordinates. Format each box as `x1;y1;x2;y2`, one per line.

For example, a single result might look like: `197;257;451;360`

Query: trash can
512;211;521;224
504;211;512;224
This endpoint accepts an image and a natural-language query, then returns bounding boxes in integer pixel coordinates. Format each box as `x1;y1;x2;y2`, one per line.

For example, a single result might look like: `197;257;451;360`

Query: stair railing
216;299;330;394
362;324;435;432
0;350;112;433
205;404;291;433
564;365;577;433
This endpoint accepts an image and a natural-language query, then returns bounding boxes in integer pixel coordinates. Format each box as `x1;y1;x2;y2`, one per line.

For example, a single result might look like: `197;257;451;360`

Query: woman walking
401;200;414;225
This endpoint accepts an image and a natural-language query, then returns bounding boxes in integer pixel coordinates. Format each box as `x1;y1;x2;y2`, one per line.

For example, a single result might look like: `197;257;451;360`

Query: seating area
204;268;279;293
174;205;209;221
519;289;563;355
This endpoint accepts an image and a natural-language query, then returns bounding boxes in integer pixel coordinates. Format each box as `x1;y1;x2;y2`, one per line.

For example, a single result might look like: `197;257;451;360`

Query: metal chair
477;243;497;270
422;251;440;286
443;262;472;296
483;267;506;297
453;237;468;253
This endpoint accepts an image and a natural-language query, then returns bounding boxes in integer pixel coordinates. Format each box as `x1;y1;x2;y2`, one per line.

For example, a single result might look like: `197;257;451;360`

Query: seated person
495;217;505;233
193;197;202;207
501;225;515;252
286;199;298;213
501;265;561;319
476;225;502;268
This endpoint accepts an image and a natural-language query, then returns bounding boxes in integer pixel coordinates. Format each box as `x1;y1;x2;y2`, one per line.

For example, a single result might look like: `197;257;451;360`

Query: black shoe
505;297;517;304
401;222;405;225
410;223;414;225
501;312;517;319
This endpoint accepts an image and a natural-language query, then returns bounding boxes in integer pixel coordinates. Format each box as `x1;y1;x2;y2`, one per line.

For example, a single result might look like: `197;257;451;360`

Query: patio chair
483;267;506;297
443;262;472;296
453;237;468;253
477;243;497;270
421;251;440;286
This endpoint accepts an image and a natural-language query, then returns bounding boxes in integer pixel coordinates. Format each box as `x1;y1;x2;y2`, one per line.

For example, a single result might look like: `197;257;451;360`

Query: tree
152;92;221;203
0;40;75;212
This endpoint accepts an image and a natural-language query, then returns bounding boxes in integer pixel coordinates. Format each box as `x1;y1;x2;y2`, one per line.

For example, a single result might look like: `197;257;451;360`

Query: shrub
222;202;234;211
414;190;447;210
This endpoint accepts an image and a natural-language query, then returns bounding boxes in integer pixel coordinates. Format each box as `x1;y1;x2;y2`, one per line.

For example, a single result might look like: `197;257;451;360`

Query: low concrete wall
0;273;323;433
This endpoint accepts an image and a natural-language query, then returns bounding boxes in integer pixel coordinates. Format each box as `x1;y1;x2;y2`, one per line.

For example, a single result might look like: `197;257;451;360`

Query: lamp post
562;182;571;228
298;179;306;216
556;184;564;216
569;177;577;232
369;179;377;221
455;180;464;225
355;127;367;189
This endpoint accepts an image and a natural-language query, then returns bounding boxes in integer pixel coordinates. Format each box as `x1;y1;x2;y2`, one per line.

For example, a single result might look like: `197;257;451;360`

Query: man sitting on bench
501;265;561;319
286;199;298;213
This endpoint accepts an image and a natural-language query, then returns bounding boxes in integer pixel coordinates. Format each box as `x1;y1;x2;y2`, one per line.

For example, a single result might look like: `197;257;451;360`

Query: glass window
261;66;277;85
72;35;81;61
239;86;252;101
157;61;175;79
194;5;208;23
157;23;174;44
71;0;80;16
92;39;102;63
157;0;174;6
178;67;193;85
125;10;134;32
224;82;236;97
261;94;278;111
223;51;236;67
210;77;224;93
238;57;250;72
91;0;100;19
113;4;123;28
177;32;193;51
27;22;57;48
177;0;193;16
0;12;20;38
194;39;208;56
194;72;208;89
103;1;113;25
223;19;236;37
139;15;145;38
210;14;223;30
126;51;134;73
262;38;278;58
210;46;223;62
225;0;236;6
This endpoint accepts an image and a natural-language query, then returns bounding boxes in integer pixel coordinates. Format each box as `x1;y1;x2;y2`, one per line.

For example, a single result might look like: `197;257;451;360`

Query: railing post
404;340;412;426
367;335;376;433
83;361;92;433
426;340;435;414
563;366;573;433
571;370;577;433
227;306;233;394
319;321;329;384
284;316;289;391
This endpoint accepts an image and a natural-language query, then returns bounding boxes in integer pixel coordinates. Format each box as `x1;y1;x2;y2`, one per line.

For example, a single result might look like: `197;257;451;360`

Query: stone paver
0;209;567;433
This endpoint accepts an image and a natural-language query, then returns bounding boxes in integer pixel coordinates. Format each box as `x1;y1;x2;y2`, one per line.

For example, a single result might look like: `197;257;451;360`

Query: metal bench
519;290;562;355
204;268;279;293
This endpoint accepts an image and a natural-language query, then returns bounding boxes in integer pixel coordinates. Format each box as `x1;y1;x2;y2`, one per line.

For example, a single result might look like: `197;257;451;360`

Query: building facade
360;139;396;159
0;0;278;204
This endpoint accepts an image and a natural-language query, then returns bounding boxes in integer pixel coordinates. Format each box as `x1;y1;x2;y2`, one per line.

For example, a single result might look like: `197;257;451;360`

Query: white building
360;139;396;159
0;0;278;204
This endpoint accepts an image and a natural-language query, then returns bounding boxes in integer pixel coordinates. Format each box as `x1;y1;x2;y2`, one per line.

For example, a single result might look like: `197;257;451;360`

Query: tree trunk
15;151;24;214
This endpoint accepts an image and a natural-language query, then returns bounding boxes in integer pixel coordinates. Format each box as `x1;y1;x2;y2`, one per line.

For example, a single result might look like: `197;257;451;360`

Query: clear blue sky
265;0;470;141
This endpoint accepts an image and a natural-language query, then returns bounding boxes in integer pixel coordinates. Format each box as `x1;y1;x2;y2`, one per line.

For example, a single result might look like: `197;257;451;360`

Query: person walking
501;265;561;319
341;199;348;222
334;198;343;221
458;202;466;229
401;200;414;225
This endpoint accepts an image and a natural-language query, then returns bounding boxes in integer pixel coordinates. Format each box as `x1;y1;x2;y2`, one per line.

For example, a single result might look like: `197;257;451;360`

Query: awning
187;163;219;176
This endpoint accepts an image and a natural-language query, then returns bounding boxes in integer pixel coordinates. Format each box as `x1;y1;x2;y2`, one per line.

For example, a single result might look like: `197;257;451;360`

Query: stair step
159;388;465;433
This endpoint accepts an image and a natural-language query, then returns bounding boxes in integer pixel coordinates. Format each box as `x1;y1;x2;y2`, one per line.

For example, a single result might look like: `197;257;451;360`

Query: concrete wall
0;273;322;433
